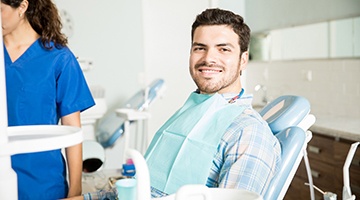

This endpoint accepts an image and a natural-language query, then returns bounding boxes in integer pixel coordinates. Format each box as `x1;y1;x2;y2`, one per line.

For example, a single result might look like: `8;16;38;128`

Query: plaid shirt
83;94;281;199
206;94;281;196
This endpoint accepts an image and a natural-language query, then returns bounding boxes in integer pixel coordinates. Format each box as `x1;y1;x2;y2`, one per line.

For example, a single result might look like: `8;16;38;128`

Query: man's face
189;25;248;94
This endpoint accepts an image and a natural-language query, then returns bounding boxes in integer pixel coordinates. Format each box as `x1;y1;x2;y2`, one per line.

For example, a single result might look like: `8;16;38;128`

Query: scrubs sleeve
56;50;95;117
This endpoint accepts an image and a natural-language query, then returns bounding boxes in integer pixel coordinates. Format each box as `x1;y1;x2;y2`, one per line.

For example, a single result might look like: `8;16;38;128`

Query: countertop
310;115;360;142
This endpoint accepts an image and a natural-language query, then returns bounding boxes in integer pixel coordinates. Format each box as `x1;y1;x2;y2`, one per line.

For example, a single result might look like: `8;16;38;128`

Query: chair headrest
259;95;310;134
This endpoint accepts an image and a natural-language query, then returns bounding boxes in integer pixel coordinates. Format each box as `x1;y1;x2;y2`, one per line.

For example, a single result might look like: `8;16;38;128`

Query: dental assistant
1;0;95;199
68;8;281;200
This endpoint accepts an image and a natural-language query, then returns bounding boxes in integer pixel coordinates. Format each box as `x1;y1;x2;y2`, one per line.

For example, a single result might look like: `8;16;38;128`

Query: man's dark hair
191;8;251;55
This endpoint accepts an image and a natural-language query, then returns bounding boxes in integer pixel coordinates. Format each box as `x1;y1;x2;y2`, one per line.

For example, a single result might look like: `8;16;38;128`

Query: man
68;8;281;200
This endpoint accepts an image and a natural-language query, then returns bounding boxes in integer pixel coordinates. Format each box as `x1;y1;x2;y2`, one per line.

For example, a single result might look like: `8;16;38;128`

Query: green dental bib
145;92;246;194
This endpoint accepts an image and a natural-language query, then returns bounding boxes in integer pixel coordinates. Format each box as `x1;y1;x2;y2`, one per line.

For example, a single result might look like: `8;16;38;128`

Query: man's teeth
201;69;219;72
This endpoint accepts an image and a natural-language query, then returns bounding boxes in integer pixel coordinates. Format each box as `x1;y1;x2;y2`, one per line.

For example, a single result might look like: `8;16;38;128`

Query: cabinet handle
311;170;320;178
308;145;321;154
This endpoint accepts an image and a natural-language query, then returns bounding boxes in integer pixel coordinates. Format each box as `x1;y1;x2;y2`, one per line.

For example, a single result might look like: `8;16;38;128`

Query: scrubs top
4;39;95;199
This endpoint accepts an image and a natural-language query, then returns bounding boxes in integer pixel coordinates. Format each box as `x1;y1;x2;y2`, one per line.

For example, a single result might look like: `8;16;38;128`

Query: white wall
54;0;145;111
246;59;360;119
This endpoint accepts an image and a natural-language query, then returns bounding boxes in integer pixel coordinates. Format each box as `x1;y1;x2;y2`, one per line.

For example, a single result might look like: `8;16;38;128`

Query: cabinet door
307;134;335;165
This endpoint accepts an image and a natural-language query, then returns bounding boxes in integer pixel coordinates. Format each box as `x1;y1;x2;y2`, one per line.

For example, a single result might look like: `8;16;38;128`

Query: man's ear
240;51;249;71
19;0;29;16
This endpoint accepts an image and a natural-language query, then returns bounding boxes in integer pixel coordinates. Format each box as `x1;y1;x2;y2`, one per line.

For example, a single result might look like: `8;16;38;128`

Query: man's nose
204;49;218;64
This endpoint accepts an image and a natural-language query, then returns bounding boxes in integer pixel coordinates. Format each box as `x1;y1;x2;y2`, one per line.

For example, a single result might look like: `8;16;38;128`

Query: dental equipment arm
96;79;165;148
116;108;151;162
342;142;359;200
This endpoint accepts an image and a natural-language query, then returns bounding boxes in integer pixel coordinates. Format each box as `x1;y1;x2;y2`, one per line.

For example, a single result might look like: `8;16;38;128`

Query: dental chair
95;78;165;148
123;95;317;200
260;95;316;200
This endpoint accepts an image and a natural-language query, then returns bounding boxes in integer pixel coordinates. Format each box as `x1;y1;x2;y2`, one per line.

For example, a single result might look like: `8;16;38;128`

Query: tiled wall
245;59;360;118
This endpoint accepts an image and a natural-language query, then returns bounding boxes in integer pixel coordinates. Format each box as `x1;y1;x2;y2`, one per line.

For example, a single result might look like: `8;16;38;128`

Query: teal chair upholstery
259;95;316;200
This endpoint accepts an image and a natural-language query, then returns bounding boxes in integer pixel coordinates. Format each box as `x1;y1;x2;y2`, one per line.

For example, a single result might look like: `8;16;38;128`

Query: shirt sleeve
83;187;118;200
150;186;168;198
207;111;281;196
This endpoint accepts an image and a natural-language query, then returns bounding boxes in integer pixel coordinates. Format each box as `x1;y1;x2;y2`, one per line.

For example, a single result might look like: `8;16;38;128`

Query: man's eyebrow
192;42;236;48
216;43;235;48
192;42;206;47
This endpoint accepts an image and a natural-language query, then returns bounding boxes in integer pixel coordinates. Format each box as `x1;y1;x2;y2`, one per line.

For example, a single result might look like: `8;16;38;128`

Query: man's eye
220;48;230;52
193;47;205;51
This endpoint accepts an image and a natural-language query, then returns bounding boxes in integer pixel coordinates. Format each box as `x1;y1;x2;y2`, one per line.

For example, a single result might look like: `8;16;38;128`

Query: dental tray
1;125;82;156
95;79;165;148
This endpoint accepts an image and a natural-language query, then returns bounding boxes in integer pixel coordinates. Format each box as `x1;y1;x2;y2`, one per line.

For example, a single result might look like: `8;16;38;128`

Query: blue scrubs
4;39;95;199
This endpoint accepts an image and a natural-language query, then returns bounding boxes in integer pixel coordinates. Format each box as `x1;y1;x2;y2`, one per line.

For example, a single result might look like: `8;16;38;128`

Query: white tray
0;125;83;156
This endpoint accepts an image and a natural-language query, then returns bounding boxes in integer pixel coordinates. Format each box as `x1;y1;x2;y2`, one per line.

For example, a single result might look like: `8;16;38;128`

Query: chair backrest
259;95;311;134
263;127;307;200
259;95;315;200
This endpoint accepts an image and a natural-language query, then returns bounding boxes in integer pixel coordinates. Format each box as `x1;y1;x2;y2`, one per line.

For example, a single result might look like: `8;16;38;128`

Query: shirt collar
221;93;253;106
193;89;253;106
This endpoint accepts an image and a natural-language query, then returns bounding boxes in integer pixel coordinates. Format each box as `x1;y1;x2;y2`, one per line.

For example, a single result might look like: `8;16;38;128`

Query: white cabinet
250;16;360;61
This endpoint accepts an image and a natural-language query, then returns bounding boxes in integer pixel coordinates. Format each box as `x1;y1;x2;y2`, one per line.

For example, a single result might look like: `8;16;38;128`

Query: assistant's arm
61;111;83;197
